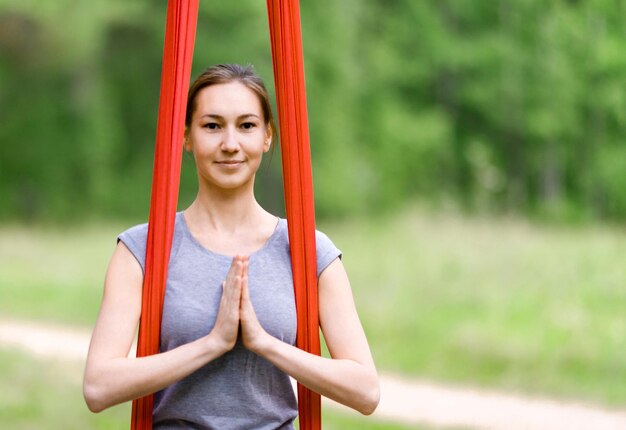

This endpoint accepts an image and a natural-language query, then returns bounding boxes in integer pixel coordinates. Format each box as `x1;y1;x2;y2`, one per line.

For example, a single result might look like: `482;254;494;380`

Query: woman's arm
240;258;380;415
83;243;245;412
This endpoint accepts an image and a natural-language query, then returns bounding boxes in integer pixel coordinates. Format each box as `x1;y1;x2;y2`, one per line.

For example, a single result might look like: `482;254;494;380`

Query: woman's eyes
201;122;257;130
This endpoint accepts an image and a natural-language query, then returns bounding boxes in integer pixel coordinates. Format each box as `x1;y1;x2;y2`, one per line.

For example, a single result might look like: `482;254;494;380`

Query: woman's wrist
203;332;233;358
246;330;275;356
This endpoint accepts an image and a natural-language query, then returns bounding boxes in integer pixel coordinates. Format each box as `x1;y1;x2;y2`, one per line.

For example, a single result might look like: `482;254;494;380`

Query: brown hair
185;64;276;137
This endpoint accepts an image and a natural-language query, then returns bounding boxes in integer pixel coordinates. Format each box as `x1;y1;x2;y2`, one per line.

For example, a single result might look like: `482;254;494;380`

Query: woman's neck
183;180;279;256
185;180;269;234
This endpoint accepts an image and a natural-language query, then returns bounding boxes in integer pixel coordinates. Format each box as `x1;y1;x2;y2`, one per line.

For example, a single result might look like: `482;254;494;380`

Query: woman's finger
241;272;250;304
225;255;244;286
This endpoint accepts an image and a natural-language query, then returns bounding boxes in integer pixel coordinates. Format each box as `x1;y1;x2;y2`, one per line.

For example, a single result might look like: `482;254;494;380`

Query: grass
1;207;626;409
0;348;424;430
320;410;432;430
323;208;626;406
0;347;129;429
0;222;125;325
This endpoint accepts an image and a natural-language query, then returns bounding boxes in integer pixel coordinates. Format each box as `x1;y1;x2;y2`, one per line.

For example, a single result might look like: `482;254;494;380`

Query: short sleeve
315;230;342;278
117;223;149;274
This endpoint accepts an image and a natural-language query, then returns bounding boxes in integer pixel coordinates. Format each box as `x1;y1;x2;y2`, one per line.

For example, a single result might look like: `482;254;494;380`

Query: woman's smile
215;159;245;169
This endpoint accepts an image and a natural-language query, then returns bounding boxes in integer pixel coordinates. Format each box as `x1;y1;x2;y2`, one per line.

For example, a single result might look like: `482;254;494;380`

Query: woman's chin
201;174;255;192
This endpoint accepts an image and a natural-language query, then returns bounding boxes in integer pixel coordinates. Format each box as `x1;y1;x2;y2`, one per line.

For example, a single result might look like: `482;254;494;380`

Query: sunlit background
1;0;625;429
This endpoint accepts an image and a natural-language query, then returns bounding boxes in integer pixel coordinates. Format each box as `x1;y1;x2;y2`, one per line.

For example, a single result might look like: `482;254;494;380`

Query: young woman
83;64;379;429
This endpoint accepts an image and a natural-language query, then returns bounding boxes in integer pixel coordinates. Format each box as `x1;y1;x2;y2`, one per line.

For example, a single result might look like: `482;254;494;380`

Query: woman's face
185;81;271;191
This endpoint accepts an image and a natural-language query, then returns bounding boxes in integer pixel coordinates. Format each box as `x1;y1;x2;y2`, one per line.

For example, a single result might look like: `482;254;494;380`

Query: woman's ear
263;126;272;153
183;128;192;152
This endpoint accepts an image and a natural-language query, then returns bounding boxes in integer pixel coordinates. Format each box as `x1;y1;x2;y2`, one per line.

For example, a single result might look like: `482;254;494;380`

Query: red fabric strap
130;1;198;429
267;1;322;429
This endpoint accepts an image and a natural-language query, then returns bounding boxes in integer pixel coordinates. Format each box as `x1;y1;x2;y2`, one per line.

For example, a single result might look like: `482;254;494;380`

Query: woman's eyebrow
238;114;261;120
199;113;260;120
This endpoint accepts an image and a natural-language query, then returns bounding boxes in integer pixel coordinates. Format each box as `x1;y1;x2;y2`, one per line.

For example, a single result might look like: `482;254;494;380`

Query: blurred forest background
1;0;624;223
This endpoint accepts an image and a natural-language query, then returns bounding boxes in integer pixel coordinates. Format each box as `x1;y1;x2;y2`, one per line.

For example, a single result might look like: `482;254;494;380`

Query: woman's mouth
216;160;244;168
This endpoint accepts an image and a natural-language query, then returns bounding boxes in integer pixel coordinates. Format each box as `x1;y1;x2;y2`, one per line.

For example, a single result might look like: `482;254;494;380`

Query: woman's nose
221;127;240;152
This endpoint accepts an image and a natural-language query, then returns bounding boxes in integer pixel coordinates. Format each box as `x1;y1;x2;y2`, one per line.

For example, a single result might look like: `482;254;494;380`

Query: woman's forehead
194;82;262;117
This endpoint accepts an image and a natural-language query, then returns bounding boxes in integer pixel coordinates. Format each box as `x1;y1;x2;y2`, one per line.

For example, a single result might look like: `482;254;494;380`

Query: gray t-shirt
118;212;341;430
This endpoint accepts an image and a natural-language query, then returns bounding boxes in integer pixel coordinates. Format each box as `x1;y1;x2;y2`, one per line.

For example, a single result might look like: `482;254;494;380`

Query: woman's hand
239;259;270;353
209;255;246;353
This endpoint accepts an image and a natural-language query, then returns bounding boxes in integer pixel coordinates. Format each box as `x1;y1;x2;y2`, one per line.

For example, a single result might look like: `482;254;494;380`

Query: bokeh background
1;0;625;429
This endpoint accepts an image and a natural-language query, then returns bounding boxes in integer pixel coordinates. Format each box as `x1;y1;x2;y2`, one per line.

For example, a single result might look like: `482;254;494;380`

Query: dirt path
2;317;626;430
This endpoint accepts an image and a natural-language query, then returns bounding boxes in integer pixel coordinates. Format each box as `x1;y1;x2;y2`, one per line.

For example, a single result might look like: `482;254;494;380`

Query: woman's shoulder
115;212;186;273
118;212;187;242
275;217;335;241
116;221;150;273
276;216;338;243
275;218;342;277
118;221;149;242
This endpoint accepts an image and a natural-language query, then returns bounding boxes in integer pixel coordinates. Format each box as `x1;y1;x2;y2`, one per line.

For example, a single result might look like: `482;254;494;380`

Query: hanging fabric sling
131;1;321;429
267;1;322;428
130;0;199;427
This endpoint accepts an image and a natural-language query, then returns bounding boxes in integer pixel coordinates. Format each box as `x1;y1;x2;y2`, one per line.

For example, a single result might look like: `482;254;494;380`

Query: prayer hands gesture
210;255;267;354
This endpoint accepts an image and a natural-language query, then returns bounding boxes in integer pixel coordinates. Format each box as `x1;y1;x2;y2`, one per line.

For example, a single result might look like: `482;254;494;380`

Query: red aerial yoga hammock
131;1;321;429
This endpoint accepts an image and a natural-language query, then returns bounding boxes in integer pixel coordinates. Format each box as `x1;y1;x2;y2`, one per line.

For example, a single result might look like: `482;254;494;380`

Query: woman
83;64;379;429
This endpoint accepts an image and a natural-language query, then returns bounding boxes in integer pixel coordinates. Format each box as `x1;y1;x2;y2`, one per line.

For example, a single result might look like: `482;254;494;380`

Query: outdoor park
1;0;625;429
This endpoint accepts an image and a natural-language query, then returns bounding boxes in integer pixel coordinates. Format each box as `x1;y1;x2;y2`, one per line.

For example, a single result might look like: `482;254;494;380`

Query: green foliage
0;0;625;221
591;144;626;217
